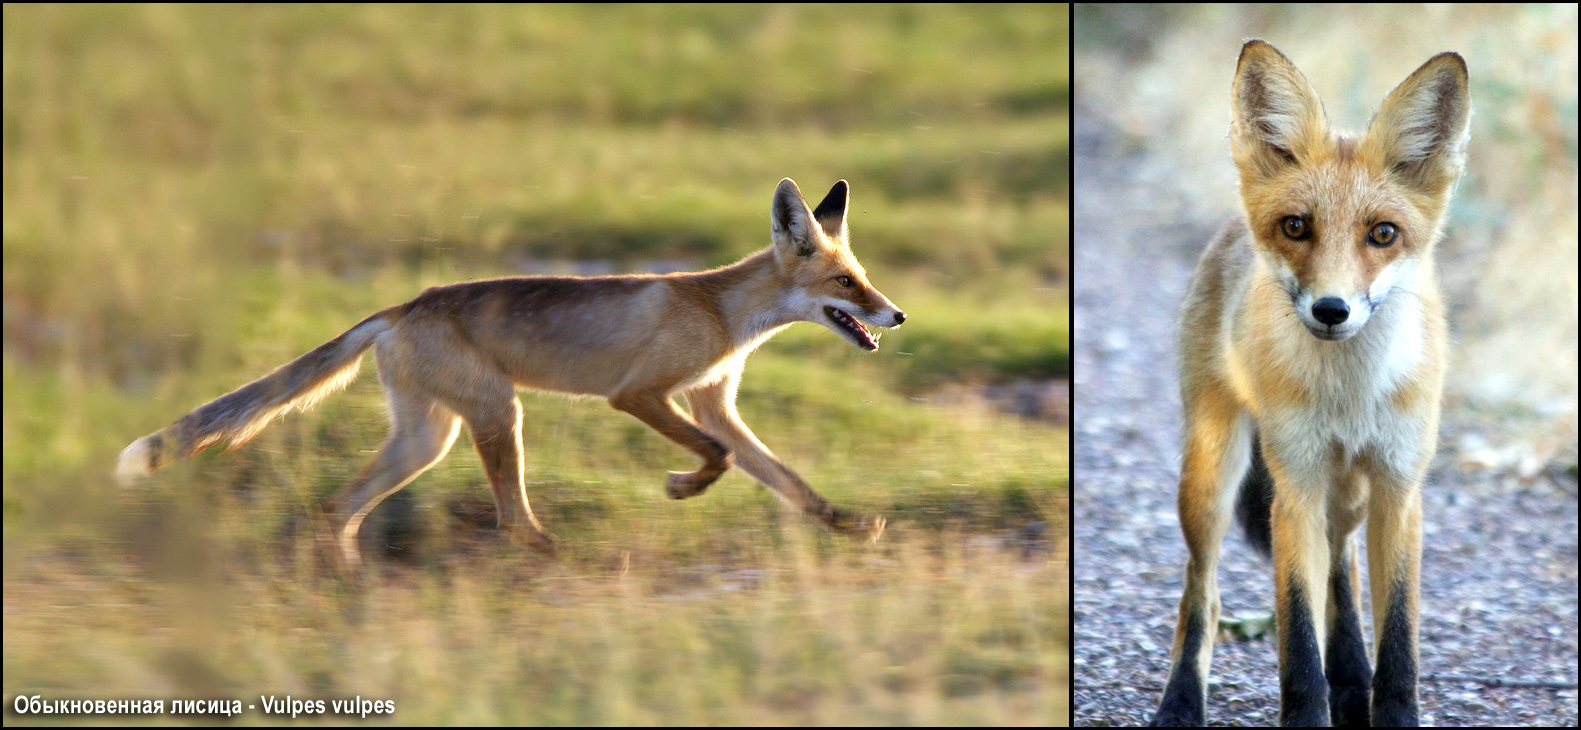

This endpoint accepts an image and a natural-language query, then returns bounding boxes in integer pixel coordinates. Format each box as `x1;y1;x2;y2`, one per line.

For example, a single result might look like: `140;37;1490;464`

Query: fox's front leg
1151;387;1250;727
684;374;884;541
1362;456;1426;727
1262;440;1334;727
608;390;733;499
1324;476;1373;727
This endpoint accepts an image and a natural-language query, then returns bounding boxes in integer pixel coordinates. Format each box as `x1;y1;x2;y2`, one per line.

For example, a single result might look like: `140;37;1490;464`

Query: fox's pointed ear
811;180;849;241
771;178;818;257
1230;40;1328;181
1361;51;1471;195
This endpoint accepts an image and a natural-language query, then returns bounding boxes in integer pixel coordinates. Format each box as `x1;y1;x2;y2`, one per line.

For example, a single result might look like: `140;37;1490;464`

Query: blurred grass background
2;4;1068;724
1076;3;1578;473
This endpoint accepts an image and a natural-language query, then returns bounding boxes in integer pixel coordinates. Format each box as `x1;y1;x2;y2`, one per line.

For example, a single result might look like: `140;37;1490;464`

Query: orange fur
119;179;906;570
1151;41;1469;727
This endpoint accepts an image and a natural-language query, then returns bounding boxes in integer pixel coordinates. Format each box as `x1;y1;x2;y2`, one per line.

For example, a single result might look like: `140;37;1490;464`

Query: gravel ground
1070;104;1579;727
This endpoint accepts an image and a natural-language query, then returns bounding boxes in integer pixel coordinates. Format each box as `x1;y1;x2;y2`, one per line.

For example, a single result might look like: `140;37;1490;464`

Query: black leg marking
1371;582;1419;726
1280;581;1330;726
1151;613;1207;727
1326;560;1373;727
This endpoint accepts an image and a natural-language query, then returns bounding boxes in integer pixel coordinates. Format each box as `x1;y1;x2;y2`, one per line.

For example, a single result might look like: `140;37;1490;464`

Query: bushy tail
116;307;401;484
1234;431;1274;558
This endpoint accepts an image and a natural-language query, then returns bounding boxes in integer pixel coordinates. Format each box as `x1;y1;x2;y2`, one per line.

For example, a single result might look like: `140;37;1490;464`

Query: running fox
119;178;904;568
1150;42;1469;726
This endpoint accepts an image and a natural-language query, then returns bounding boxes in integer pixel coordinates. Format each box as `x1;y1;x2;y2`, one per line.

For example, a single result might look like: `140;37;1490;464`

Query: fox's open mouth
825;306;879;351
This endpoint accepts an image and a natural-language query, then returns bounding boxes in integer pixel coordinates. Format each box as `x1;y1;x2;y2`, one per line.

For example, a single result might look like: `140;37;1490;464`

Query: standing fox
119;178;903;567
1150;42;1469;727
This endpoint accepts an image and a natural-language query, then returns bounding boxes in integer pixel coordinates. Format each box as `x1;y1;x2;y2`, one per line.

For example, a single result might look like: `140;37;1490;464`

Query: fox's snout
822;300;905;352
1310;297;1350;328
1288;288;1371;342
859;306;906;328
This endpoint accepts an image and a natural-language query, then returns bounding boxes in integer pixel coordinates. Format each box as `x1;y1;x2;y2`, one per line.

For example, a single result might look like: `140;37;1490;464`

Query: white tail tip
116;437;155;486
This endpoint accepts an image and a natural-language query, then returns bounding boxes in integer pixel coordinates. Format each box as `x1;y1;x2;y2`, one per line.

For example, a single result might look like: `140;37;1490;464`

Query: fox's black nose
893;311;906;325
1312;297;1350;326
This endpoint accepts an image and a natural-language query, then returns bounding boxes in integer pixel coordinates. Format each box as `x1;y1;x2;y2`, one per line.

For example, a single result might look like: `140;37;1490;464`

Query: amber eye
1368;222;1398;247
1281;216;1310;240
836;275;854;287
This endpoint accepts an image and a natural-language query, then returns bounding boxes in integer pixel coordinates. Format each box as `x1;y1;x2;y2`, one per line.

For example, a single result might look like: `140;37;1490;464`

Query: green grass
4;4;1068;724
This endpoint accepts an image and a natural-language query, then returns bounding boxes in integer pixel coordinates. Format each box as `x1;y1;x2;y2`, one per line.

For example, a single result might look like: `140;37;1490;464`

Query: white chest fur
1236;271;1435;489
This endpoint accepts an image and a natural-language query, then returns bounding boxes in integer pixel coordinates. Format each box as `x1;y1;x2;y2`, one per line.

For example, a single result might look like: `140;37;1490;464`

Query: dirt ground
1070;103;1579;726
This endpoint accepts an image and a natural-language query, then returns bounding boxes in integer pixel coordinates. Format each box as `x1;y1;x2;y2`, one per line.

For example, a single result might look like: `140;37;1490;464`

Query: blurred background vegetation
3;4;1067;724
1076;3;1578;475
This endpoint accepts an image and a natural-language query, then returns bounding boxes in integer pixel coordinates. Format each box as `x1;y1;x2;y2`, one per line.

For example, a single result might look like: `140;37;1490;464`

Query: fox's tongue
827;306;879;350
851;320;875;346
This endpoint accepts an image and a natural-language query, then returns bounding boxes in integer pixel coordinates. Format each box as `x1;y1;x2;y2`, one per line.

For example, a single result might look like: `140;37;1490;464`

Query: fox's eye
1281;216;1310;240
1368;222;1398;247
836;275;854;287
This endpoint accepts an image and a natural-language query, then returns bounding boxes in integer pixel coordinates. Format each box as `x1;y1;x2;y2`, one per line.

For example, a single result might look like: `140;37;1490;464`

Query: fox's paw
320;529;365;582
665;469;721;500
1147;710;1202;727
506;523;558;558
1329;683;1371;728
314;509;367;581
827;508;887;543
1148;697;1205;727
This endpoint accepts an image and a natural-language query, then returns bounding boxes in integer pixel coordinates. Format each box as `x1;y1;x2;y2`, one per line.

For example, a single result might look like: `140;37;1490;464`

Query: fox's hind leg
1152;384;1253;727
455;391;556;556
325;382;462;572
